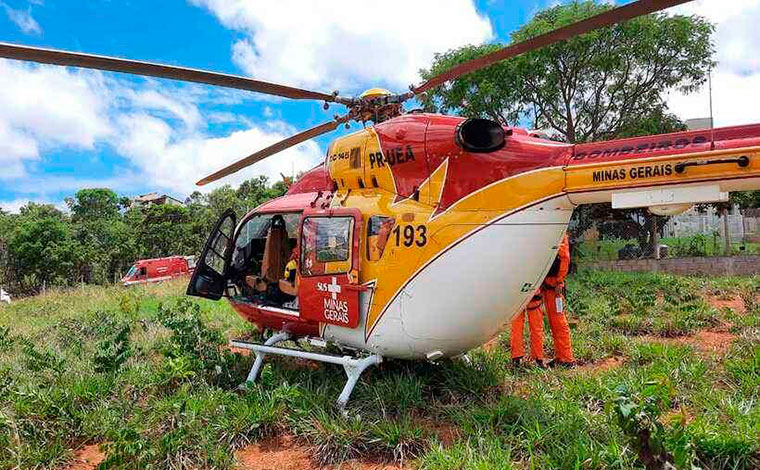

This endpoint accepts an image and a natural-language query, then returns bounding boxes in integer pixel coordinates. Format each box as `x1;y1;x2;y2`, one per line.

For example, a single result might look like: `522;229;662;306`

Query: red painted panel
298;208;363;328
255;191;322;213
230;300;319;337
287;163;332;194
374;115;429;199
569;123;760;166
425;114;571;211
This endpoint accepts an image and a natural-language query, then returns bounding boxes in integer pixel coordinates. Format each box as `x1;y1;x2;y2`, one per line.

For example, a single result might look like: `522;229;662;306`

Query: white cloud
189;0;493;93
0;58;321;202
668;1;760;126
0;59;111;179
0;198;68;214
113;113;323;195
1;1;42;35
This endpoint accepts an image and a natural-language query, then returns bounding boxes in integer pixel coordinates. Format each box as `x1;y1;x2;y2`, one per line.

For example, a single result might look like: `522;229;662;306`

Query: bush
93;323;132;374
612;383;699;470
158;298;245;388
668;234;709;258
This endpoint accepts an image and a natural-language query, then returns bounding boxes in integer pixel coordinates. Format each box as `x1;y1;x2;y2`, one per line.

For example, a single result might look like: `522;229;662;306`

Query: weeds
1;275;759;469
93;322;132;374
613;383;697;470
158;298;245;389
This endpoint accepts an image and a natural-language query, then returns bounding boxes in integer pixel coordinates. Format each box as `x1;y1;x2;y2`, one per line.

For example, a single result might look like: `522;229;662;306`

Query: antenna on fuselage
709;69;715;150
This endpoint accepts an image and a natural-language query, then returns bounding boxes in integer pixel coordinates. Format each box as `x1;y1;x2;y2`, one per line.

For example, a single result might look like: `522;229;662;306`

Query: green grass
576;236;760;261
0;273;758;469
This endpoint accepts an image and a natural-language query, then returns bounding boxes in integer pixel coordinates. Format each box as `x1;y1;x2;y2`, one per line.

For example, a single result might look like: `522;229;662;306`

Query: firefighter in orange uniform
510;233;574;367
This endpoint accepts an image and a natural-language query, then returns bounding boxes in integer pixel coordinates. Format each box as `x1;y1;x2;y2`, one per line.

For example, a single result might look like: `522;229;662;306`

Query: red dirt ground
234;435;409;470
705;295;746;315
64;444;105;470
415;418;459;447
679;330;738;355
574;356;624;373
638;329;738;356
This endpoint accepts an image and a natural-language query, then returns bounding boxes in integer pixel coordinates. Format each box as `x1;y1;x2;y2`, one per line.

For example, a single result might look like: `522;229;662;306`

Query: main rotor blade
0;42;340;102
196;116;349;186
413;0;693;95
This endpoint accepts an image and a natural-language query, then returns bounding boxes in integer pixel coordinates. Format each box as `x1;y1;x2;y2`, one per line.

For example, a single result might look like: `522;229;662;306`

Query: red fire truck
122;256;195;286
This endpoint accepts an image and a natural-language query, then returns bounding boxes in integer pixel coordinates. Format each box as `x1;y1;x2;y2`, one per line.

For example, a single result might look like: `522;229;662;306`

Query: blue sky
1;0;758;212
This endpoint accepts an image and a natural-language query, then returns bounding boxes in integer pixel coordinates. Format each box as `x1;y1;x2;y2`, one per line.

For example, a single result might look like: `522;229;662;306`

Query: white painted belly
325;197;574;359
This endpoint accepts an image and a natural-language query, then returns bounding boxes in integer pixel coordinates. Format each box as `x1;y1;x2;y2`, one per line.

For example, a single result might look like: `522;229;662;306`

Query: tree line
3;2;758;294
0;177;287;296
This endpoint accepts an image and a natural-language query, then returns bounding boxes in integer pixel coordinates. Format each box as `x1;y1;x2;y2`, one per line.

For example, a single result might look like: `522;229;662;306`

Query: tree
421;2;714;256
8;209;80;292
66;189;136;283
134;204;195;258
420;1;714;143
66;188;120;222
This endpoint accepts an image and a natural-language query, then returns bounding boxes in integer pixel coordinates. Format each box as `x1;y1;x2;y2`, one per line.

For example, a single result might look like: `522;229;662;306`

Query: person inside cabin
245;246;298;308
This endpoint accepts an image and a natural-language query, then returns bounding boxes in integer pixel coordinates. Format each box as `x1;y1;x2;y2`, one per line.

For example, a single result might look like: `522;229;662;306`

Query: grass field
0;272;758;470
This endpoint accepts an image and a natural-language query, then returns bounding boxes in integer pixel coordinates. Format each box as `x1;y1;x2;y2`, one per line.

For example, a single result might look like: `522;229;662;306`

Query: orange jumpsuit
511;234;574;363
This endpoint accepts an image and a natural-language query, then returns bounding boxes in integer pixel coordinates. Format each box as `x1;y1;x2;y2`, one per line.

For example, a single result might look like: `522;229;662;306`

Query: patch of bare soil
574;356;624;373
705;295;746;315
64;444;105;470
229;346;253;356
638;330;738;356
236;435;312;470
415;418;459;447
235;435;409;470
680;330;737;355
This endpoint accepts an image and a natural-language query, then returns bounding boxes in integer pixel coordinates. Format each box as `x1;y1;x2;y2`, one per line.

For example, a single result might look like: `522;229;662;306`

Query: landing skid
232;333;382;408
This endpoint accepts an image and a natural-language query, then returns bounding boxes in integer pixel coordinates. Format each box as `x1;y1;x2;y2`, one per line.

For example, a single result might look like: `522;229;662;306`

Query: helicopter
4;0;760;407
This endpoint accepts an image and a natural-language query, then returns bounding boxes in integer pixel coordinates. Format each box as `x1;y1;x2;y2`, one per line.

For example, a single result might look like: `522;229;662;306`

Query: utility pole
722;206;732;255
651;214;660;260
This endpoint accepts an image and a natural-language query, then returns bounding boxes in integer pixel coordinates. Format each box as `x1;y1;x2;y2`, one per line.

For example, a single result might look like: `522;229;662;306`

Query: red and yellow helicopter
4;0;760;406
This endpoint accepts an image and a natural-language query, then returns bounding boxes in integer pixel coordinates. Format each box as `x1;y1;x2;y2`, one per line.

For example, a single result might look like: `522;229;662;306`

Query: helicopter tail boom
564;123;760;208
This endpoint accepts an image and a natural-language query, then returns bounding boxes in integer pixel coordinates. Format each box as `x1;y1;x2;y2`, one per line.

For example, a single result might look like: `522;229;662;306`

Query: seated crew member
270;248;298;308
244;251;298;307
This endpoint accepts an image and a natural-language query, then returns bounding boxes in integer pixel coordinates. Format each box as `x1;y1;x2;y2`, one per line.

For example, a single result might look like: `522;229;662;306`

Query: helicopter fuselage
224;113;760;360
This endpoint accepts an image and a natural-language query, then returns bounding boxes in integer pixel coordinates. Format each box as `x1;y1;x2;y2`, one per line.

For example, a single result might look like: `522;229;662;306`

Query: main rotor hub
359;88;392;99
356;87;402;123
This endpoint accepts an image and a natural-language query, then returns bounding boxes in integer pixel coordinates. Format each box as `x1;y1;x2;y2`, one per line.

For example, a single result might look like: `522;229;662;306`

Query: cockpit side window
300;216;353;276
367;216;395;261
125;265;137;278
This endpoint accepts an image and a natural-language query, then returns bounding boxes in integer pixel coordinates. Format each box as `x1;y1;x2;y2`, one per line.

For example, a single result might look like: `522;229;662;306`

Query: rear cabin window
301;217;353;276
367;216;395;261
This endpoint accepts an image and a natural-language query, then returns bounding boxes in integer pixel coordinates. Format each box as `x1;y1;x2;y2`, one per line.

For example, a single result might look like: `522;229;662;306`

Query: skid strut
232;335;382;408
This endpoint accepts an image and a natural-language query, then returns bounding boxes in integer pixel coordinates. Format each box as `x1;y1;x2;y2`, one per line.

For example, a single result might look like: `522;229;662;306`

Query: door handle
675;155;749;174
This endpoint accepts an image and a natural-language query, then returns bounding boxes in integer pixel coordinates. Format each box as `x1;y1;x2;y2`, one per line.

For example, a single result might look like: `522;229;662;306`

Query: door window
301;216;353;276
367;216;395;261
205;216;235;275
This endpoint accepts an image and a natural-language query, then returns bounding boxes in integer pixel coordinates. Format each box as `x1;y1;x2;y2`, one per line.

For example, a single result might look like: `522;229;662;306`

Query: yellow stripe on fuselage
565;147;760;193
